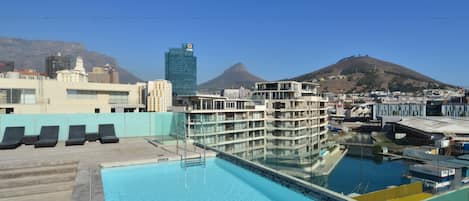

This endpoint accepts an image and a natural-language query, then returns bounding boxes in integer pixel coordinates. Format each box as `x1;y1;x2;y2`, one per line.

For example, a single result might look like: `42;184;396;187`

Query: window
109;91;129;104
0;88;36;104
95;108;100;113
67;90;97;99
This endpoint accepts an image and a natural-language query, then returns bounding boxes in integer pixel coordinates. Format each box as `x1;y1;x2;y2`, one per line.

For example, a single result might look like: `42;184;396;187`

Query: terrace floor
0;138;214;201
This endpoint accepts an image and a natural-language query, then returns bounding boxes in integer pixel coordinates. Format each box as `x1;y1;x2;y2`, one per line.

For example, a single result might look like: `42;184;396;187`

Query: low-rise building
88;64;119;84
221;87;250;99
0;77;145;114
0;69;48;80
409;164;455;192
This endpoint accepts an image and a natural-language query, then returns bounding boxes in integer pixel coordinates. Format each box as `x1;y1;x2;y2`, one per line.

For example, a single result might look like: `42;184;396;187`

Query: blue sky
1;0;469;86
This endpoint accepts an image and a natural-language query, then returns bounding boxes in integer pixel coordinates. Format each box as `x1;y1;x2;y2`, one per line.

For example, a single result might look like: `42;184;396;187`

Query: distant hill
289;56;454;93
0;37;141;83
199;63;265;93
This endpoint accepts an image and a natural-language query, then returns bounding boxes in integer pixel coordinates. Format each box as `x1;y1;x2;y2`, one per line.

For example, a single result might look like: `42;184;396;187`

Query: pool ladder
180;155;206;168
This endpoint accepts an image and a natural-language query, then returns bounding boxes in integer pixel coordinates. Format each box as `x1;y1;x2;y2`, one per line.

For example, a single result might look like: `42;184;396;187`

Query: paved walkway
313;147;348;176
0;138;214;201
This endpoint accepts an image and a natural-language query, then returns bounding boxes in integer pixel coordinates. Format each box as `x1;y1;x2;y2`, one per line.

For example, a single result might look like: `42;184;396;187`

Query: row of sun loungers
0;124;119;149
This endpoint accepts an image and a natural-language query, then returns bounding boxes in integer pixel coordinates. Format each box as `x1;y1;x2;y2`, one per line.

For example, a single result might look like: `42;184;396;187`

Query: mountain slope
289;56;453;93
0;37;141;83
199;63;265;93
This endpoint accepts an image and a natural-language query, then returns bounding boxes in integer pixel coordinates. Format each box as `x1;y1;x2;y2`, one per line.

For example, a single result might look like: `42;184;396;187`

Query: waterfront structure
165;43;197;96
409;164;456;192
173;95;267;160
56;56;88;83
252;81;328;171
0;61;14;73
392;117;469;145
147;80;172;112
88;64;119;84
45;52;73;79
0;77;145;114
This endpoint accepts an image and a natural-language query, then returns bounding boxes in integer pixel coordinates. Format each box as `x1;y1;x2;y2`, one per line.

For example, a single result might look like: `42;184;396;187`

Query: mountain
199;63;265;93
289;55;454;93
0;37;141;83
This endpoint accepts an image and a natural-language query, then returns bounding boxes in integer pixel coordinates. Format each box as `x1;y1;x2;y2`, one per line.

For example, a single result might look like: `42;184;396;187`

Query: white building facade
56;56;88;83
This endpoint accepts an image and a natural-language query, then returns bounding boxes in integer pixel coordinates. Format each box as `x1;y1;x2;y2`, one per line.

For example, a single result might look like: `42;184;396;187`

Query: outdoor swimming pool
101;158;315;201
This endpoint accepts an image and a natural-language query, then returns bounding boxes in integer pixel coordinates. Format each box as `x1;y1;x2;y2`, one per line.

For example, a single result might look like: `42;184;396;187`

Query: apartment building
173;95;267;161
252;81;328;170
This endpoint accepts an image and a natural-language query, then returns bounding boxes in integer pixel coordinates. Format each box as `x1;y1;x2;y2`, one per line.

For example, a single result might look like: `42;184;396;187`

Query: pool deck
0;138;215;201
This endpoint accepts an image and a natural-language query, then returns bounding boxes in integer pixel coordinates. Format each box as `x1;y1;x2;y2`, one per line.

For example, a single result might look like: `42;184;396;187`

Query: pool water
101;158;314;201
312;156;411;195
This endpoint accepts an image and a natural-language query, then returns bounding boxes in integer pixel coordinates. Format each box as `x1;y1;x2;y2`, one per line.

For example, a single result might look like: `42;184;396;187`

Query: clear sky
1;0;469;86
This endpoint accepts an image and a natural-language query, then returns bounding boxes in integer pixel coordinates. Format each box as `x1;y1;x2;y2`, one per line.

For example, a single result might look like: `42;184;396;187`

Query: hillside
0;37;141;83
199;63;265;93
289;56;453;93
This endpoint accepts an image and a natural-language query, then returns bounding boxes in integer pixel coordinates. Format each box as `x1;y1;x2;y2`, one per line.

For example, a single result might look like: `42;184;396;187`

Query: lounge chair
65;125;86;146
98;124;119;144
0;127;25;149
35;126;59;148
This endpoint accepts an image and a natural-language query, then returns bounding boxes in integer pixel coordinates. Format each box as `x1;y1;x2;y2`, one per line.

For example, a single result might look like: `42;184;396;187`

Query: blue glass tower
165;43;197;96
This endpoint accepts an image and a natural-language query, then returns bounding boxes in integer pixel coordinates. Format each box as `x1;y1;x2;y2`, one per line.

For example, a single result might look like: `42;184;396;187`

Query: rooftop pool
101;158;315;201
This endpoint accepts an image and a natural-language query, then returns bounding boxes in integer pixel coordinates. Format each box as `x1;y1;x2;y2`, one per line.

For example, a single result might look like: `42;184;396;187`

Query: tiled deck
0;138;214;201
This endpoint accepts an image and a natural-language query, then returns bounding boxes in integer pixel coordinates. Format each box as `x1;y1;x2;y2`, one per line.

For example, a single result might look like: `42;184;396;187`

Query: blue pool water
101;158;314;201
315;156;412;194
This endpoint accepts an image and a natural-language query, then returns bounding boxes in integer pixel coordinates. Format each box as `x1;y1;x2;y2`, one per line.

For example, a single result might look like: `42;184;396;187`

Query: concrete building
45;52;73;79
0;61;14;73
56;56;88;83
252;81;329;170
147;80;172;112
165;43;197;96
173;95;267;160
0;77;145;114
88;64;119;84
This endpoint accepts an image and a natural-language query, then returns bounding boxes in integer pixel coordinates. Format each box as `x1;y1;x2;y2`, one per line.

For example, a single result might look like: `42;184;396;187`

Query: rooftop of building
396;117;469;135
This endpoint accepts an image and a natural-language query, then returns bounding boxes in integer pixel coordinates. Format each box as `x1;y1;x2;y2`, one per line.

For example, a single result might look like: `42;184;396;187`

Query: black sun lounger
35;126;59;148
65;125;86;146
98;124;119;144
0;127;25;149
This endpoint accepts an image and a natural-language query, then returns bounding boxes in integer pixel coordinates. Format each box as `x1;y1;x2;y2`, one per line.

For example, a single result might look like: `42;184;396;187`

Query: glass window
0;88;36;104
67;90;97;99
0;89;7;104
109;91;129;104
22;89;36;104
